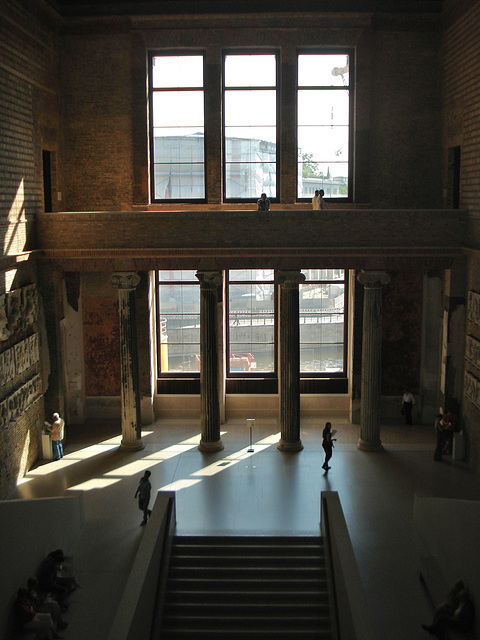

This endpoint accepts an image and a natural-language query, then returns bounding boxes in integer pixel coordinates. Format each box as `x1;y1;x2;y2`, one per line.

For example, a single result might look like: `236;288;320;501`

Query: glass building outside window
224;54;277;200
150;55;205;201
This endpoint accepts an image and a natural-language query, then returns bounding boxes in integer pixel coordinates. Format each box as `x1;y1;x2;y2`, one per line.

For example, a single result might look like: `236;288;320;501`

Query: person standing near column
135;470;152;526
322;422;336;471
401;389;415;425
45;413;65;460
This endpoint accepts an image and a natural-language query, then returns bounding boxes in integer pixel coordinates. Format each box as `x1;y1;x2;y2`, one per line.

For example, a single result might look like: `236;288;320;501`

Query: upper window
150;54;205;201
224;54;277;201
297;53;352;201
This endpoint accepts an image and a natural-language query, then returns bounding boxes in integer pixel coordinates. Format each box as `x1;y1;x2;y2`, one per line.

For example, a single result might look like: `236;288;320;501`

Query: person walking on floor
322;422;336;471
135;470;152;526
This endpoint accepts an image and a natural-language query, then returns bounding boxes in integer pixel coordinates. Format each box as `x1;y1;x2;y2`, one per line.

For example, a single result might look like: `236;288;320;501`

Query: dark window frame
223;50;280;204
149;50;208;204
155;270;201;378
299;269;348;380
226;269;278;378
296;48;355;204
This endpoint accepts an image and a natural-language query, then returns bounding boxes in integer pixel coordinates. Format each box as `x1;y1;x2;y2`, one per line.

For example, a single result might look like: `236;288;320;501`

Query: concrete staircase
159;535;335;639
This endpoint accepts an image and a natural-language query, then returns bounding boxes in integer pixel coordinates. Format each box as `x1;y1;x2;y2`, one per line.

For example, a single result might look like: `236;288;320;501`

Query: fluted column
111;272;144;451
357;270;390;452
277;270;306;452
196;271;224;453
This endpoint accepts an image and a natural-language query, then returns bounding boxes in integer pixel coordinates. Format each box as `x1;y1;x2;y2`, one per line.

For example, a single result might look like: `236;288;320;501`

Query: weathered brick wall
382;270;423;396
0;0;60;495
442;0;480;472
0;278;44;500
58;10;443;211
82;273;120;396
0;0;60;244
60;26;134;211
369;14;443;208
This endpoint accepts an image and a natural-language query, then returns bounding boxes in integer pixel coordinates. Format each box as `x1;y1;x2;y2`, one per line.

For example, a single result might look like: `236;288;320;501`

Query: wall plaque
467;290;480;326
464;370;480;411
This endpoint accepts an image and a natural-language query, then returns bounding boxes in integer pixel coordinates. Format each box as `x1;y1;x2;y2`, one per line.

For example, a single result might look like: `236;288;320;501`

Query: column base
119;439;145;452
198;438;224;453
357;438;384;452
277;439;304;453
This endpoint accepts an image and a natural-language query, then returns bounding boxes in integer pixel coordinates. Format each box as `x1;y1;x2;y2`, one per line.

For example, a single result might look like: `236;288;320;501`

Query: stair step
168;566;326;579
170;554;325;567
172;543;324;556
165;589;329;605
161;629;332;640
167;577;327;591
164;601;330;616
159;536;333;639
161;615;329;632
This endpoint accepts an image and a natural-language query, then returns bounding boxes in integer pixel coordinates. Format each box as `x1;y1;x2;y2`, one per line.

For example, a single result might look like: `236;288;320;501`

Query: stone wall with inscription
463;259;480;473
0;283;45;499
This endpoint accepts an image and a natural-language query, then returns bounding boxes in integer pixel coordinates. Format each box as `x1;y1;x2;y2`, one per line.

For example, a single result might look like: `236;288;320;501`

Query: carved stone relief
0;294;8;341
2;374;42;425
464;370;480;411
0;284;39;341
0;333;40;389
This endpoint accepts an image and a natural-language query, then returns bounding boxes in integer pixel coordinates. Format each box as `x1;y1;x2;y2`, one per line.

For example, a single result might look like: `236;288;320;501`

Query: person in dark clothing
433;413;445;462
135;469;152;526
422;583;475;639
322;422;336;471
256;193;271;211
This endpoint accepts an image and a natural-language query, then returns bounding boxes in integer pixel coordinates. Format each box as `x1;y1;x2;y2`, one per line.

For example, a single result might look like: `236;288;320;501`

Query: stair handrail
106;491;176;640
321;491;377;640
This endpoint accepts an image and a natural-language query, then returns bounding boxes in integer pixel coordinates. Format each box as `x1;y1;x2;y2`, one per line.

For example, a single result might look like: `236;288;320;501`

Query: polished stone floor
10;416;480;640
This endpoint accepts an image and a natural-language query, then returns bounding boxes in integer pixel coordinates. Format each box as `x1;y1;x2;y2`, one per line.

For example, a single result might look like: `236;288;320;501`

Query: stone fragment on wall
0;334;40;390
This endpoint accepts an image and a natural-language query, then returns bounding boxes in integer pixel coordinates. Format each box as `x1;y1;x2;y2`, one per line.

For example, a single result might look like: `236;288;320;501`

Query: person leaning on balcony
312;189;320;209
257;193;271;211
318;189;327;210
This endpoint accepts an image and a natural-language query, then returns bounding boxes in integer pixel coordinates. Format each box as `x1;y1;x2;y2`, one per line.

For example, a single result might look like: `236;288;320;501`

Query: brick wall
0;0;60;237
82;273;120;396
58;10;443;211
443;0;480;472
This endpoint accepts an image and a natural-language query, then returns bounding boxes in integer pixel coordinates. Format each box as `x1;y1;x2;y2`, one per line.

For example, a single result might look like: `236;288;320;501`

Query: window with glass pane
297;53;351;200
299;269;346;374
228;269;275;374
151;55;205;201
157;271;200;374
224;54;277;200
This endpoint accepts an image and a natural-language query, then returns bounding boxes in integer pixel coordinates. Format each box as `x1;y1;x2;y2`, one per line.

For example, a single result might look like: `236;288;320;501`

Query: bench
419;556;475;640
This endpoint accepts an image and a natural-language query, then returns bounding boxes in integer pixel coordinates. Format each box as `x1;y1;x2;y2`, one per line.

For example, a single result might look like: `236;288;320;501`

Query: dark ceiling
51;0;444;17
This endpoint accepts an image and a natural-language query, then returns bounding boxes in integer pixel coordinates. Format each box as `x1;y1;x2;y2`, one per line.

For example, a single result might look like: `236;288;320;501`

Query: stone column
357;270;390;452
111;272;144;451
277;270;306;452
196;271;224;453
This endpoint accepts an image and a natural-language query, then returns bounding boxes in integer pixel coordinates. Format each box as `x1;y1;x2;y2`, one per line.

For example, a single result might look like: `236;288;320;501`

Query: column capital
111;272;141;290
276;270;306;288
357;270;390;289
195;270;223;289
